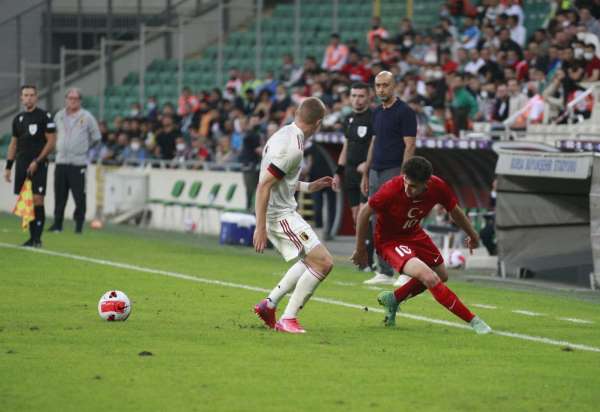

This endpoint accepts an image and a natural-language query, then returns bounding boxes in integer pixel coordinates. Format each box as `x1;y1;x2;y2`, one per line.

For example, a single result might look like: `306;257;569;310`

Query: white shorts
267;211;321;262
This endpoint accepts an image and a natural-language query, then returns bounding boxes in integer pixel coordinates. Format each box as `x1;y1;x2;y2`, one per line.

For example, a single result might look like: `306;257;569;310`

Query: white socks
266;260;307;308
282;265;325;319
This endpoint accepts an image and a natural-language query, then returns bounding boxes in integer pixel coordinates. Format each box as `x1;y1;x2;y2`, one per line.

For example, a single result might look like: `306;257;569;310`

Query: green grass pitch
1;213;600;412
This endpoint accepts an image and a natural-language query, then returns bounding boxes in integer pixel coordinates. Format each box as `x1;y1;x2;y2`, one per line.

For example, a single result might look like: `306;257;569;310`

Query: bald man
359;71;417;286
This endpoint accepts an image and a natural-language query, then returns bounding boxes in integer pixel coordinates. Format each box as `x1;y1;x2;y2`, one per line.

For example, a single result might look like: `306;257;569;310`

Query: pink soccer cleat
254;299;276;329
275;318;306;334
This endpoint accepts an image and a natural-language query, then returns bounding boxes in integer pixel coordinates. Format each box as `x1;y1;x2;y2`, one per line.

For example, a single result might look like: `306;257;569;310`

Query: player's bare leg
378;258;491;334
276;244;333;333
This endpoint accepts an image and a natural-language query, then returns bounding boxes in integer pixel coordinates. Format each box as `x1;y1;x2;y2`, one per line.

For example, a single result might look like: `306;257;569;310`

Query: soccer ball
448;250;467;269
98;290;131;321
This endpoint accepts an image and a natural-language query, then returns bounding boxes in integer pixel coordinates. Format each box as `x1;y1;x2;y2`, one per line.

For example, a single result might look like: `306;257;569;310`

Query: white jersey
260;122;305;219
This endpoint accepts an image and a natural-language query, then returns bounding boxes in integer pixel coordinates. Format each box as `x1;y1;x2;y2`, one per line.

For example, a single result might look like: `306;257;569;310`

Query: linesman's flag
13;178;34;231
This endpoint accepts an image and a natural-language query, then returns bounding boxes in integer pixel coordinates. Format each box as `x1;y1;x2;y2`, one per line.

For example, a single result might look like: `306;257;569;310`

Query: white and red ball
98;290;131;321
448;250;467;269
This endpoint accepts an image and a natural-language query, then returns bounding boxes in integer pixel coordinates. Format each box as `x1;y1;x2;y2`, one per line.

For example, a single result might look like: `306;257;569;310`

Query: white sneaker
470;316;492;335
393;274;412;287
363;272;395;285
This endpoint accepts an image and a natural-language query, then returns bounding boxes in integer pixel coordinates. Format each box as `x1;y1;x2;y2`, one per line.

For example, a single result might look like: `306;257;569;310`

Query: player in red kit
351;156;491;334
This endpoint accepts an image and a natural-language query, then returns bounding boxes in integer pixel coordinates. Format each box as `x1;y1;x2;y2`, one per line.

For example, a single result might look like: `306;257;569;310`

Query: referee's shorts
14;157;48;196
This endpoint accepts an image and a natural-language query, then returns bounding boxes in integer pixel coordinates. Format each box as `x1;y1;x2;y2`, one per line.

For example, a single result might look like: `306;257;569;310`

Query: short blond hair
297;97;326;125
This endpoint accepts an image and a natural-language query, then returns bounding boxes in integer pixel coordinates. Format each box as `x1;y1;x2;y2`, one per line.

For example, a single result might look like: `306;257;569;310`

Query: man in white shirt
508;15;526;48
253;97;334;334
464;49;485;75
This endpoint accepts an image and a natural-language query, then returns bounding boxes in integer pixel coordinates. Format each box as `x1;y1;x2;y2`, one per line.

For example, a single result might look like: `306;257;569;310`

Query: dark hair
20;84;37;93
350;82;369;91
402;156;433;182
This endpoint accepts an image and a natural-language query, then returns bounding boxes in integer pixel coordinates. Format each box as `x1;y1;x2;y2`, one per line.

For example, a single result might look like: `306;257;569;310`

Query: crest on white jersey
19;116;23;122
357;125;367;138
28;124;38;135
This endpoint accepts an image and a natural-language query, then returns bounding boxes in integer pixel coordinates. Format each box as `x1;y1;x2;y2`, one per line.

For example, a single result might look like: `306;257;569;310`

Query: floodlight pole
140;23;185;107
293;0;300;64
255;0;263;79
100;38;139;120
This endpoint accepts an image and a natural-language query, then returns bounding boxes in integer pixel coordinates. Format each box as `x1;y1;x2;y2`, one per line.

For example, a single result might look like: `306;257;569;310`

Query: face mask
176;143;186;151
584;52;594;60
481;91;488;98
372;25;379;30
130;109;139;116
424;69;434;78
130;142;141;151
147;102;156;110
276;93;286;101
403;40;413;48
562;21;570;28
527;90;536;98
433;70;444;79
574;48;584;58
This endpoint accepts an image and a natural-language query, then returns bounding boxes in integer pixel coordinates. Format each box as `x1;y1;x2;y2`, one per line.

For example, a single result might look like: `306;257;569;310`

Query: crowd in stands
90;0;600;167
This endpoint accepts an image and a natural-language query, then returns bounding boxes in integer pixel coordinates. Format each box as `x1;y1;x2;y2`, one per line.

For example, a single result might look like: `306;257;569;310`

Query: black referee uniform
11;108;56;244
342;108;373;207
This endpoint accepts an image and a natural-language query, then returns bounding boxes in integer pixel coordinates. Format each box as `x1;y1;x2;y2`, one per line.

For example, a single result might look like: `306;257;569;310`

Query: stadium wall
495;150;600;288
0;160;245;235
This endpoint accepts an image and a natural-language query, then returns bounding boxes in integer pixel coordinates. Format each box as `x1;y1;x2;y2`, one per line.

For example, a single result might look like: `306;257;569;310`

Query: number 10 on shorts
395;245;412;257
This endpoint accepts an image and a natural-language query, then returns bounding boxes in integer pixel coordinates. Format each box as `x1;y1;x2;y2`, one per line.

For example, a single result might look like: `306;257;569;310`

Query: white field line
471;303;498;309
558;317;595;324
512;310;546;317
1;242;599;354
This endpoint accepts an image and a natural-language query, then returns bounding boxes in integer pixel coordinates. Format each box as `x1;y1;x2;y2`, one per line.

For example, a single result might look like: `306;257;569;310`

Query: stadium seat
148;179;186;229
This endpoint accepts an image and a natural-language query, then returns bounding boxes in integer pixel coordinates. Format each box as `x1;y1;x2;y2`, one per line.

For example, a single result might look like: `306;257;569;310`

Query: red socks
428;282;475;323
393;278;427;302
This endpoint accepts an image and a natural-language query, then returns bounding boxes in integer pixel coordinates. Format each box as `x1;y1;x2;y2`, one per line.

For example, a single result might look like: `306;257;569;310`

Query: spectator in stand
155;114;179;160
584;42;600;81
440;49;459;73
322;33;349;72
281;54;302;86
580;7;600;38
460;16;481;49
177;86;200;118
508;14;526;48
214;135;235;165
226;69;242;94
341;51;372;83
482;0;506;24
270;84;292;123
491;83;510;125
505;0;524;26
146;96;159;121
499;27;523;59
120;137;148;165
367;16;389;54
507;78;528;119
450;73;478;135
464;48;485;75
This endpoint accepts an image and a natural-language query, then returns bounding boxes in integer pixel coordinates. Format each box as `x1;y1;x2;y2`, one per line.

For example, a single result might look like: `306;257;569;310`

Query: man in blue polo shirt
360;71;417;285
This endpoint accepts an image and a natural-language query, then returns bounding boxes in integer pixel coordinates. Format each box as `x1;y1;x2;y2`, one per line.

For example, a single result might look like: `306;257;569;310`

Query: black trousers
53;164;87;227
311;187;336;235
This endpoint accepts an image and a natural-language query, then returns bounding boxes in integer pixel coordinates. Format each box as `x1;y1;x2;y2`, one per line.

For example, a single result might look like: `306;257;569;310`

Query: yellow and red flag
13;178;34;231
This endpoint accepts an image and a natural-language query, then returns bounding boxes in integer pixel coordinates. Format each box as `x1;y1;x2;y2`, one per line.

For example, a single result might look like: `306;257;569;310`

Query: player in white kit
253;97;334;334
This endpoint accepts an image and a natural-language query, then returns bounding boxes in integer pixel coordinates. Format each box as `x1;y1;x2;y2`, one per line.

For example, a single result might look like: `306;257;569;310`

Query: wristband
336;164;345;175
5;159;14;170
298;182;310;192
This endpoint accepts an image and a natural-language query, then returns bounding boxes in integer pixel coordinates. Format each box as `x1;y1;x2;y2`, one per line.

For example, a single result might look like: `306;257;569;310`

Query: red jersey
368;175;458;246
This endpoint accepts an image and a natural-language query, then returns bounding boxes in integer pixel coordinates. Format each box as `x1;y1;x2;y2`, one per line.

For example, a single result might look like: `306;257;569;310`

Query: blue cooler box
220;213;256;246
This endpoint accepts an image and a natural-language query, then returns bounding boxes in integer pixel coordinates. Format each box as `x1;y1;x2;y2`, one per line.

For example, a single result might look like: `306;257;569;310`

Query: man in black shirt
4;85;56;247
155;114;179;160
333;82;375;270
360;71;417;285
238;114;263;211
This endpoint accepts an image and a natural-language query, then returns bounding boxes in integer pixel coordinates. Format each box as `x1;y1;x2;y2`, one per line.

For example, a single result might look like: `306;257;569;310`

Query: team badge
349;117;353;123
357;125;367;138
19;116;23;122
300;232;309;241
28;124;38;135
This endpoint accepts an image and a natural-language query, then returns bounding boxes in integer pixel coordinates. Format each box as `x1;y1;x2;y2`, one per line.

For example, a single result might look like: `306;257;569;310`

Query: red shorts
377;234;444;273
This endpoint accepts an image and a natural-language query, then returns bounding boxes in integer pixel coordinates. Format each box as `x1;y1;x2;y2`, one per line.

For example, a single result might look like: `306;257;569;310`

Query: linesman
4;85;56;247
